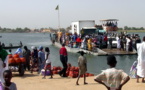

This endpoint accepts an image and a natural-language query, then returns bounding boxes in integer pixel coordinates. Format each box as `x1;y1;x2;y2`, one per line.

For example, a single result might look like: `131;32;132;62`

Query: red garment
59;46;67;56
104;36;108;41
76;37;81;43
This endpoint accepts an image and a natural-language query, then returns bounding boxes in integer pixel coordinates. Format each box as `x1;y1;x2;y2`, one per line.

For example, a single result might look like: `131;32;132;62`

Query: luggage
40;69;50;76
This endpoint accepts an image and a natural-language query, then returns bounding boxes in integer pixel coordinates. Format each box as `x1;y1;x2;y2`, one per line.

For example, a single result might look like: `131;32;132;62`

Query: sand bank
11;71;145;90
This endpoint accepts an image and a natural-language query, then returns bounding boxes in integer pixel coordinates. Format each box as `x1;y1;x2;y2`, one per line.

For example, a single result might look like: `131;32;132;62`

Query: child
2;70;17;90
42;47;53;79
76;51;88;85
94;55;130;90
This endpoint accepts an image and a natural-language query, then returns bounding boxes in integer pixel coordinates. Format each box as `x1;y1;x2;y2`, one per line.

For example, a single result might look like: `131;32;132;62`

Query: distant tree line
0;26;71;33
0;27;31;33
118;26;145;30
0;25;144;33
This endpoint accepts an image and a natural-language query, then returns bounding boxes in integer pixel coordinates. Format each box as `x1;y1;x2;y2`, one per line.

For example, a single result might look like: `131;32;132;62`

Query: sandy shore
11;71;145;90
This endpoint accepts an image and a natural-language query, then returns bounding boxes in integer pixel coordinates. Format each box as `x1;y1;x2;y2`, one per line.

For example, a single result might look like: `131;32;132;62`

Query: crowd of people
115;33;141;52
0;45;53;89
0;35;145;90
51;31;142;53
102;21;118;27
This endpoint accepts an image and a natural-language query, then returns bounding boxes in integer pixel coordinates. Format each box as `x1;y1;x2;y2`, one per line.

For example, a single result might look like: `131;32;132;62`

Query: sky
0;0;145;29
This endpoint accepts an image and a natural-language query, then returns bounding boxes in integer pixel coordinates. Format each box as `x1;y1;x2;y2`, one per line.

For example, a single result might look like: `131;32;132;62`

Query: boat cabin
100;19;119;33
81;27;97;37
71;20;95;35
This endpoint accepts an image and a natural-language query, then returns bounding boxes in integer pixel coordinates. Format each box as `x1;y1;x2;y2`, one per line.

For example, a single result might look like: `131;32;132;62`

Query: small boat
3;45;23;49
2;41;23;49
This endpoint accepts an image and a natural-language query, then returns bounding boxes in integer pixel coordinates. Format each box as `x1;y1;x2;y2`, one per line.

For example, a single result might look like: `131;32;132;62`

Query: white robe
81;39;85;49
137;42;145;77
116;37;120;49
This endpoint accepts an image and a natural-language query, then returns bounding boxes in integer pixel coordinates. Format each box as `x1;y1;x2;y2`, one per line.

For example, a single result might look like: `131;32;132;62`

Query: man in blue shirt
38;46;45;73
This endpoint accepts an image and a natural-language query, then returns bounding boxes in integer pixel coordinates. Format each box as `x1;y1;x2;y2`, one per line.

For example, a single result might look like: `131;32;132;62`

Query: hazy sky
0;0;145;29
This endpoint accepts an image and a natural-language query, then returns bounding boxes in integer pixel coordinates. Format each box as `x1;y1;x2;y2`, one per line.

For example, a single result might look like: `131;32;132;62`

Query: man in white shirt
126;37;130;52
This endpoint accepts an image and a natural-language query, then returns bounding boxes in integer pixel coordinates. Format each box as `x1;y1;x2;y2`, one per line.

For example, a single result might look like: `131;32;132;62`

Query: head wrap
39;46;43;50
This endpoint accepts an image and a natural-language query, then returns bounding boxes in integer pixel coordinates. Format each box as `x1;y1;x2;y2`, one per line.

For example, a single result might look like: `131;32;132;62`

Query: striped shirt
95;68;128;88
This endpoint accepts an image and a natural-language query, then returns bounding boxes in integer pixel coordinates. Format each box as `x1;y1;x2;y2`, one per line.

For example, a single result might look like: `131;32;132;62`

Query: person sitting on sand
2;70;17;90
76;51;88;85
94;55;130;90
42;47;53;79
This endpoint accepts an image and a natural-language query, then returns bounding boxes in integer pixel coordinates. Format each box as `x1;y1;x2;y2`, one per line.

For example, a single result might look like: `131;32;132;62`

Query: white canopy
100;19;119;21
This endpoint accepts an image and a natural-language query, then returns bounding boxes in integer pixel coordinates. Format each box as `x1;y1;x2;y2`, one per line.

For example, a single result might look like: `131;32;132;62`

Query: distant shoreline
118;30;145;33
0;30;145;33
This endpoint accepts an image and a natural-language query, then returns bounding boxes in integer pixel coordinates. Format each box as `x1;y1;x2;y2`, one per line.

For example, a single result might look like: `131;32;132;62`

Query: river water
0;32;145;75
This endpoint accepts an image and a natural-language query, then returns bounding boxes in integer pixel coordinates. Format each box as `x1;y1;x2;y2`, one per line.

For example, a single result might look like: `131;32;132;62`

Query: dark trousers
24;59;30;71
59;55;68;77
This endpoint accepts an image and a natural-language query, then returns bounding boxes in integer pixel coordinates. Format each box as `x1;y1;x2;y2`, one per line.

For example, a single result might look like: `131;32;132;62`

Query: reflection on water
0;33;140;75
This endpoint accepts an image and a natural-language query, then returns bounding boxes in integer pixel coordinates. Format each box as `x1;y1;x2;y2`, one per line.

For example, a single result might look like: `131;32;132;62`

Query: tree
124;26;128;30
139;27;144;30
24;27;30;32
118;27;123;30
66;26;71;31
132;27;136;30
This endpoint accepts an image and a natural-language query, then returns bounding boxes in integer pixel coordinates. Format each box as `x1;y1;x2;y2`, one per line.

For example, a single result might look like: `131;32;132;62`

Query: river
0;32;145;75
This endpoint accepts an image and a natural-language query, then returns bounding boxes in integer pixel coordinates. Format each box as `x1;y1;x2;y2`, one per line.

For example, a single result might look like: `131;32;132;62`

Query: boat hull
3;45;23;49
